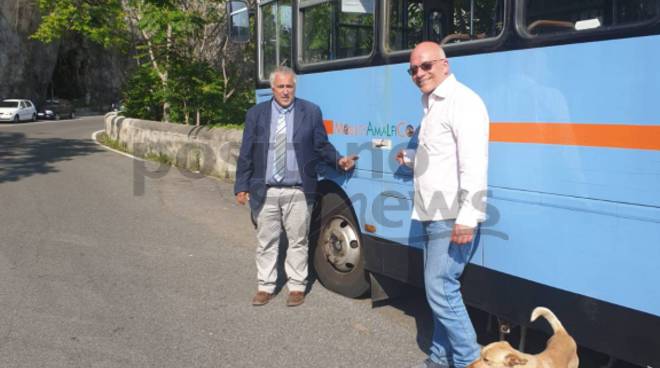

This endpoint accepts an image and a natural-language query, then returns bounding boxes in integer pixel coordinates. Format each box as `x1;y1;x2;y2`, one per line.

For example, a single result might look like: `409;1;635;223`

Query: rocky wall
0;0;131;109
0;0;58;102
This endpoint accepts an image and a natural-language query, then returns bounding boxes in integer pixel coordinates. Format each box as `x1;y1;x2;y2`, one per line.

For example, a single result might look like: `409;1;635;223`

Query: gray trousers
255;187;312;293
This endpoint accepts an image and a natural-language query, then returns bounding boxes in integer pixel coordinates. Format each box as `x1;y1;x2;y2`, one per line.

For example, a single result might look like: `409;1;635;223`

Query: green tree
33;0;255;126
32;0;128;48
123;64;164;121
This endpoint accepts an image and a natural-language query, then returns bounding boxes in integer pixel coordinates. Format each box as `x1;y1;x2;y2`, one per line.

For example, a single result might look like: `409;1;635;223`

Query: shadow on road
0;131;103;183
372;288;504;357
380;288;435;355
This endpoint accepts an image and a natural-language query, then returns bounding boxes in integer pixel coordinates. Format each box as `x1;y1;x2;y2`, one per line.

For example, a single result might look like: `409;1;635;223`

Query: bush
122;65;164;121
121;59;254;126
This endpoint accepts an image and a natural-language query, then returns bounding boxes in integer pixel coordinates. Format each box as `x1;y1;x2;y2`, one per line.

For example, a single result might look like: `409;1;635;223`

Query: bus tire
312;191;370;298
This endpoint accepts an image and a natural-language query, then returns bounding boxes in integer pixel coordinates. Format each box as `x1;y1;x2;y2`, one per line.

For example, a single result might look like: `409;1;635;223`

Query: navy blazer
234;98;341;212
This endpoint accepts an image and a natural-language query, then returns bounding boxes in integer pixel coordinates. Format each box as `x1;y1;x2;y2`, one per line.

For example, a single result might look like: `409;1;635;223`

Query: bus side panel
488;143;660;207
483;184;660;316
293;33;660;361
460;36;660;126
455;37;660;207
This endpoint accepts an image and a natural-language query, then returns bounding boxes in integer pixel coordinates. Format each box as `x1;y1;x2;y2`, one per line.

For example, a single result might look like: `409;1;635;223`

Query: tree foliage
32;0;128;48
122;64;163;121
33;0;255;126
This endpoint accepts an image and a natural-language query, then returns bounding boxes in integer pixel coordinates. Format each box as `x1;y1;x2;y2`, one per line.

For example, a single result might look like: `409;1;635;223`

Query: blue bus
228;0;660;365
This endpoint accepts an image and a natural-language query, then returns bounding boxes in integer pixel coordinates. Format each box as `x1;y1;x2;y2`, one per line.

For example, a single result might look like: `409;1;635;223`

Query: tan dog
469;307;579;368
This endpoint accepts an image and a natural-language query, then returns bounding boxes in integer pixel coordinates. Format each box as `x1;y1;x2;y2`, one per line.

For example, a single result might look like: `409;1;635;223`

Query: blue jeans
420;219;480;368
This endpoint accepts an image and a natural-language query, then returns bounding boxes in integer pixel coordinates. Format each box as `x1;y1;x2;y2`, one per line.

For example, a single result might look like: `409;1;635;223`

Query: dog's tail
531;306;565;333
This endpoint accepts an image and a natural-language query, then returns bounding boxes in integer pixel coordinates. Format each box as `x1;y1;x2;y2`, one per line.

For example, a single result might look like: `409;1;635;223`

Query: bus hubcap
321;217;360;272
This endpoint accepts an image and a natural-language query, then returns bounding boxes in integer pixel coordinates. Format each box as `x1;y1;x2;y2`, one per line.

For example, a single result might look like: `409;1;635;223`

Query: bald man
397;42;489;368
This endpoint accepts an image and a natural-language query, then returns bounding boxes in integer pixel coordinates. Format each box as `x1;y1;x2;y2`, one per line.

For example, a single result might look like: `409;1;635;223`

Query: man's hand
338;155;359;171
451;224;474;244
395;150;406;165
236;192;250;205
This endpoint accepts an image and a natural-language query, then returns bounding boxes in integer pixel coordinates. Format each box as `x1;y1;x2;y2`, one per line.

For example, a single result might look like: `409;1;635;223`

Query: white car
0;99;37;123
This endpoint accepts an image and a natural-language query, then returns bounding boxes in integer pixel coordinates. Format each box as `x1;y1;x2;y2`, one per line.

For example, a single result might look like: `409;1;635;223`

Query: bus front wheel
313;192;370;298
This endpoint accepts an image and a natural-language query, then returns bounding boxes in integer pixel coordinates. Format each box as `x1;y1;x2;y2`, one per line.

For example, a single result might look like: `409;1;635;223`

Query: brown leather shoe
286;291;305;307
252;291;272;306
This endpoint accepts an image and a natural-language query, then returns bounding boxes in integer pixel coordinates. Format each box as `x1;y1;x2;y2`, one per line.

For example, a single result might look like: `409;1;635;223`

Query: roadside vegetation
95;132;128;153
96;132;175;167
95;131;238;181
144;152;175;166
33;0;255;127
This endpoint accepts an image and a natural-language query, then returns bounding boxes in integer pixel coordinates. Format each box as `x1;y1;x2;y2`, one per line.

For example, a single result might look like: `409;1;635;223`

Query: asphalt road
0;116;433;368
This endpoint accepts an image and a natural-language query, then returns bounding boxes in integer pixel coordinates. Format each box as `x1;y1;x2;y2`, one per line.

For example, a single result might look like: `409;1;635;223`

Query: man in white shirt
397;42;489;368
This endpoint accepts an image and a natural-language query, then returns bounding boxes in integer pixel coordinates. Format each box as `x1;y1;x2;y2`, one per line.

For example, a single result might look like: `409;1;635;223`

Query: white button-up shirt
404;74;489;227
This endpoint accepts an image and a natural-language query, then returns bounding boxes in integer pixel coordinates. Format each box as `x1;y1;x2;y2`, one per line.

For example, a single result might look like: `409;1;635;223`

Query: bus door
371;74;422;247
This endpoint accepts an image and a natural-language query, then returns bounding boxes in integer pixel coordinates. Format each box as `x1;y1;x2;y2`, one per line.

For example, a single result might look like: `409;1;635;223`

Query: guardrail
104;112;242;180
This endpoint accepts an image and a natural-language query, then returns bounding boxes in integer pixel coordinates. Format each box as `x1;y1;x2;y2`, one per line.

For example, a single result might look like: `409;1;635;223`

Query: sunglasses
407;59;446;76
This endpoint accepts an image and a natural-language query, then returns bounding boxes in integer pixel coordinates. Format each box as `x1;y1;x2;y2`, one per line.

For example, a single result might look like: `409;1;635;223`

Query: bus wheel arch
311;181;370;298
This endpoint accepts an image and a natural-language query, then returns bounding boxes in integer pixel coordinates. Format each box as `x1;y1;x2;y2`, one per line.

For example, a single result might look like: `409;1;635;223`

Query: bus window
385;0;504;52
522;0;659;36
260;0;292;81
387;0;424;51
427;10;444;43
227;0;250;43
299;0;374;64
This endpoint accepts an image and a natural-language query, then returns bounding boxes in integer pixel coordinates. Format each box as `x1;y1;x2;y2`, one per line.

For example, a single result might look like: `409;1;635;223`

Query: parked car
37;99;76;120
0;99;37;122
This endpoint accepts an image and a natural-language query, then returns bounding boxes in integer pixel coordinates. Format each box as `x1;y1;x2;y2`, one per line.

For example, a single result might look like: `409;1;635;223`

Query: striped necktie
273;110;287;182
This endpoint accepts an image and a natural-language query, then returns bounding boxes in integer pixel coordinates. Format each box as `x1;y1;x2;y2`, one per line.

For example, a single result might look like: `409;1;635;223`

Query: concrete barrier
104;112;242;180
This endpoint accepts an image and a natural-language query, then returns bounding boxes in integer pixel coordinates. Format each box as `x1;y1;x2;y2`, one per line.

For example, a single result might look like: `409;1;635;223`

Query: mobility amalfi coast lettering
333;121;412;137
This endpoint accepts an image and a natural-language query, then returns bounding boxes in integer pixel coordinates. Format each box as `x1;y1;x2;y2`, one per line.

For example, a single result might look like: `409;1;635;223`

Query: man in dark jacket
235;66;356;307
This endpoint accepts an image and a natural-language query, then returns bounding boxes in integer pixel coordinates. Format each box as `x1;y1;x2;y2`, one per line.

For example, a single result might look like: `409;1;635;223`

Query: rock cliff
0;0;130;110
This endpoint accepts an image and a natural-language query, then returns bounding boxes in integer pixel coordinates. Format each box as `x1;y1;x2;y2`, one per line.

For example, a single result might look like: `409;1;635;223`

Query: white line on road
91;130;147;162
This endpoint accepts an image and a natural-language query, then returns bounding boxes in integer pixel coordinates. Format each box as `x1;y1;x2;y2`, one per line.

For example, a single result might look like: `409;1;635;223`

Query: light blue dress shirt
265;100;302;186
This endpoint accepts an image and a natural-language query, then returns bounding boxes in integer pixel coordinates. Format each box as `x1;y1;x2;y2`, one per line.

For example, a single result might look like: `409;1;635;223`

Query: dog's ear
504;353;528;367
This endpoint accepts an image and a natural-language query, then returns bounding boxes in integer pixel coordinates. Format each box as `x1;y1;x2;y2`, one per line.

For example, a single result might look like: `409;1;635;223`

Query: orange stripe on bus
324;119;334;135
490;123;660;150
